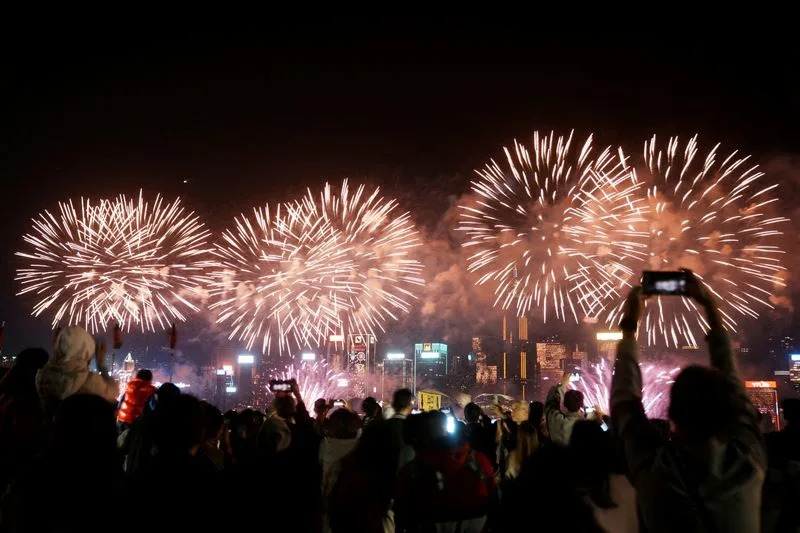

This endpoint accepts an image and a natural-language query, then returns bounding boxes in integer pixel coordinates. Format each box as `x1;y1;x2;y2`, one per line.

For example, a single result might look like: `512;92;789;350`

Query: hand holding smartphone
641;271;689;296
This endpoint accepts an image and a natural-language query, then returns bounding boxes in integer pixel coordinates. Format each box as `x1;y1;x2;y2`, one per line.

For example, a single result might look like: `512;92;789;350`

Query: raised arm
610;286;646;437
545;372;571;445
684;271;765;467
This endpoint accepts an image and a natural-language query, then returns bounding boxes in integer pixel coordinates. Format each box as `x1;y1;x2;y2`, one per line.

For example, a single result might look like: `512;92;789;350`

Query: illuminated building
744;380;781;431
414;342;448;392
379;352;413;399
595;331;622;361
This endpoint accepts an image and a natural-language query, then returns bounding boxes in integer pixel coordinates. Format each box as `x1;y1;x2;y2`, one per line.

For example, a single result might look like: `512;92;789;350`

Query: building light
420;351;440;359
744;380;777;389
222;365;233;375
791;354;800;362
301;352;316;361
336;378;349;387
386;352;405;360
329;334;344;342
216;368;226;376
596;331;623;341
225;386;237;393
237;354;255;364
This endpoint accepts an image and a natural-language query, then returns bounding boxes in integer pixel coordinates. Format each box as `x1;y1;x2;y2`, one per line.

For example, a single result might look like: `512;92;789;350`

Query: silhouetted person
0;347;48;491
362;396;382;427
612;271;765;533
463;402;496;469
762;397;800;532
119;382;180;474
3;394;121;533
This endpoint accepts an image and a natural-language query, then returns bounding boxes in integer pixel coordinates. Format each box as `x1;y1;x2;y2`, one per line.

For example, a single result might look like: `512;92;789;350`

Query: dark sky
1;15;798;360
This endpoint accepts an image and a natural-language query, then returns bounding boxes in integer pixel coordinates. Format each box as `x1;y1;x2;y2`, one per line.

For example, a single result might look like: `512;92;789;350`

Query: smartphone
642;271;689;296
440;407;452;415
269;380;292;393
332;400;345;408
569;372;581;383
600;421;609;432
585;407;595;415
445;415;456;434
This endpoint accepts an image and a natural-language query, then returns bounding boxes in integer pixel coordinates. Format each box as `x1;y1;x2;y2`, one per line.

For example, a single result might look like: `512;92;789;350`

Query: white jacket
36;326;119;414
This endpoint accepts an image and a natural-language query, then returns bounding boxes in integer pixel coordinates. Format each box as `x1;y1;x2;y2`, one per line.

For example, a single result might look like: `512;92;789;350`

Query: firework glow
273;361;346;403
573;358;680;418
605;136;789;347
15;192;213;332
209;180;425;353
457;131;648;323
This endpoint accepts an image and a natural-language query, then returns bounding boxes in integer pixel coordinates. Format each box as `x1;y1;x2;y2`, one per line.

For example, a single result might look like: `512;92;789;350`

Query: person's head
464;402;481;424
668;365;738;442
328;408;361;439
135;369;153;382
51;326;95;369
528;401;544;425
200;401;225;442
156;382;181;407
153;393;204;455
564;389;584;413
0;347;48;397
511;400;530;423
782;398;800;428
392;388;414;415
53;394;118;466
274;394;297;419
362;396;380;418
314;398;329;417
515;421;539;459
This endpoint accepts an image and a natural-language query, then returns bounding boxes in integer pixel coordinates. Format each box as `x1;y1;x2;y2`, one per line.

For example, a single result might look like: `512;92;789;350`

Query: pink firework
274;361;347;403
572;359;680;418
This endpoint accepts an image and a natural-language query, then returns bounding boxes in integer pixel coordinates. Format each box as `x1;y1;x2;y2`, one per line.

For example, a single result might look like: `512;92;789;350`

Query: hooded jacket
36;326;119;415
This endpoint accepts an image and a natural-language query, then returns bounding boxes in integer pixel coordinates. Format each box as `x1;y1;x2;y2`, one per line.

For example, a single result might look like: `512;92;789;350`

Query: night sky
2;15;798;366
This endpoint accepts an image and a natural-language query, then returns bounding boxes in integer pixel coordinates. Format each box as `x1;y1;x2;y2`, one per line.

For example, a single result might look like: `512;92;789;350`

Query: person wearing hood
36;326;118;416
395;411;496;533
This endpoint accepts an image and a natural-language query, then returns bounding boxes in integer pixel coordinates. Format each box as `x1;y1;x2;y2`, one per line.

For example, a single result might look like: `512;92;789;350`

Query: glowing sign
744;380;777;389
791;354;800;362
420;351;440;359
237;354;255;364
225;386;237;393
301;352;316;361
386;352;405;360
596;331;623;341
329;334;344;342
222;365;233;375
215;368;226;376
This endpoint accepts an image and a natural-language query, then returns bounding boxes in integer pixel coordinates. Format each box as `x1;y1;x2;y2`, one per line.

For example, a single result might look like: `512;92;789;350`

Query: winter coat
611;329;766;533
35;327;118;415
117;378;156;424
545;383;583;446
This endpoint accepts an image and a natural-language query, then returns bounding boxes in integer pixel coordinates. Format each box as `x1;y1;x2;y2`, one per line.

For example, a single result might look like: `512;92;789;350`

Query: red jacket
117;379;156;424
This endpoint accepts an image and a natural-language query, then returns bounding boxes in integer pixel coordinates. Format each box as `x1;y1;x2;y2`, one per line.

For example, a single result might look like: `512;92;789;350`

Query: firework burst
457;131;648;322
605;136;789;347
16;192;213;332
572;358;680;418
272;361;346;403
209;180;424;353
